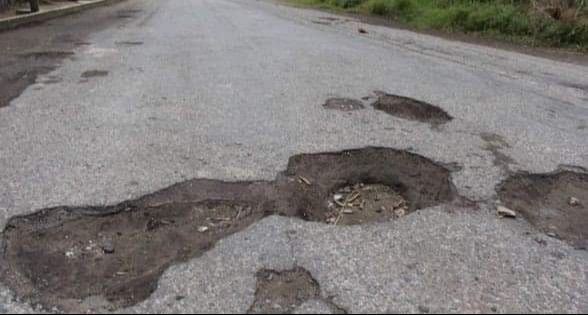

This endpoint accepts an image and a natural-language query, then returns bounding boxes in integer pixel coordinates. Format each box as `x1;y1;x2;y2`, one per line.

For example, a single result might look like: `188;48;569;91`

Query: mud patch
81;70;109;78
0;148;457;312
481;132;516;171
372;93;453;125
248;268;346;314
498;171;588;249
323;98;364;111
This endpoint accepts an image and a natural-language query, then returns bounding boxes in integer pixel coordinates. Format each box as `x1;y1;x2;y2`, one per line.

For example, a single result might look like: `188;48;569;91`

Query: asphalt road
0;0;587;313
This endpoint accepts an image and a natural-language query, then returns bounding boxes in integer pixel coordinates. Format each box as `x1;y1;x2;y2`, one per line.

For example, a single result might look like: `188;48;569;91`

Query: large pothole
0;148;457;312
498;171;588;250
372;93;453;125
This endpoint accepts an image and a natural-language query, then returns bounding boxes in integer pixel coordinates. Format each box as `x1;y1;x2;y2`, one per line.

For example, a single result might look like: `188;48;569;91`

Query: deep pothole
498;171;588;250
0;148;457;312
372;93;453;125
323;98;364;111
247;268;345;314
276;148;457;225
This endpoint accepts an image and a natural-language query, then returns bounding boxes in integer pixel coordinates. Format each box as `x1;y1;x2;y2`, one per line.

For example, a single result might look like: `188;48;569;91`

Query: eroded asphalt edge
0;0;578;314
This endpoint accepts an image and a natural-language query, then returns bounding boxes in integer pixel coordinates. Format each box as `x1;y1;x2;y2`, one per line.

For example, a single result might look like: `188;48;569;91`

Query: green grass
285;0;588;49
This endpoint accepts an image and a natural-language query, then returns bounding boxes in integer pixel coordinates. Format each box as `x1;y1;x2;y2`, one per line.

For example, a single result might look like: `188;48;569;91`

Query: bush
291;0;588;48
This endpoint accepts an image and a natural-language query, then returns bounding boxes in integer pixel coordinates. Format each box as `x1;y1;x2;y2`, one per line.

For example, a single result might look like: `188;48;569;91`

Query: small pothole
323;98;364;111
248;268;345;314
372;93;453;125
498;171;588;249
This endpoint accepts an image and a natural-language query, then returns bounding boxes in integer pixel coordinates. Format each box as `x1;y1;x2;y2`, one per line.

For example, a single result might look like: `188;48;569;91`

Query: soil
498;171;588;250
248;267;346;314
325;183;409;225
323;98;364;111
371;93;453;126
0;147;458;312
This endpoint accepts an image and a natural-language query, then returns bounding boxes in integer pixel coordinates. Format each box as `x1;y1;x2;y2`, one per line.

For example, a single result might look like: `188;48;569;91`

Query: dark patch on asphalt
81;70;109;78
312;20;332;25
560;82;588;93
18;51;75;60
319;17;340;21
498;171;588;250
323;98;364;111
248;268;347;314
372;93;453;125
480;132;516;172
0;147;458;312
116;41;144;46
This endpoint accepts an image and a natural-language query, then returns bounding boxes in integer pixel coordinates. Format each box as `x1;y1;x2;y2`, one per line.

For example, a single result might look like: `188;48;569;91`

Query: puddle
248;268;346;314
0;147;457;312
81;70;109;78
498;171;588;249
323;98;364;111
372;93;453;125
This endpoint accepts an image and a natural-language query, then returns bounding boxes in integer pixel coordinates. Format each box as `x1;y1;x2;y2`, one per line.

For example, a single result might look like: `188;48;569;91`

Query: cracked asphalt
0;0;587;313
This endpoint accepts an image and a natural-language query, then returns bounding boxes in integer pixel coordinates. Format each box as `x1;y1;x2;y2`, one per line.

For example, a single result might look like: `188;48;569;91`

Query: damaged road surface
1;148;458;312
1;0;588;313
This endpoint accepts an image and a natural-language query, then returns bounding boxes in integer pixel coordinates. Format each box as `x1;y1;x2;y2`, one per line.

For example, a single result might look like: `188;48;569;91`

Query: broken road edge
0;0;125;32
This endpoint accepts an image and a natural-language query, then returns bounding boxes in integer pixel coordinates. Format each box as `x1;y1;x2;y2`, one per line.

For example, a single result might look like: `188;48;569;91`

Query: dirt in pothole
276;147;457;225
498;171;588;250
248;268;346;314
372;93;453;125
323;98;364;111
325;183;409;225
0;147;458;312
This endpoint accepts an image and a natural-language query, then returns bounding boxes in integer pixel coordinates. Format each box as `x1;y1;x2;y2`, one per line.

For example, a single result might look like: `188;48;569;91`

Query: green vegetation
287;0;588;48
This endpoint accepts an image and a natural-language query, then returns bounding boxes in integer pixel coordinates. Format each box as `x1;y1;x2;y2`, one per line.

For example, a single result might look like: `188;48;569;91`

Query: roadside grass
285;0;588;49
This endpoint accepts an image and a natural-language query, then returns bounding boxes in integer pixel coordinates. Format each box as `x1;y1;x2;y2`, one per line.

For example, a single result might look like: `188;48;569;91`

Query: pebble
198;226;209;233
568;197;581;206
102;239;115;254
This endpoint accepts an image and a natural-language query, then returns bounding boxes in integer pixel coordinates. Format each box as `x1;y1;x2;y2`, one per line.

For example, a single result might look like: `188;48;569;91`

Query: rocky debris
496;205;517;218
326;183;409;225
